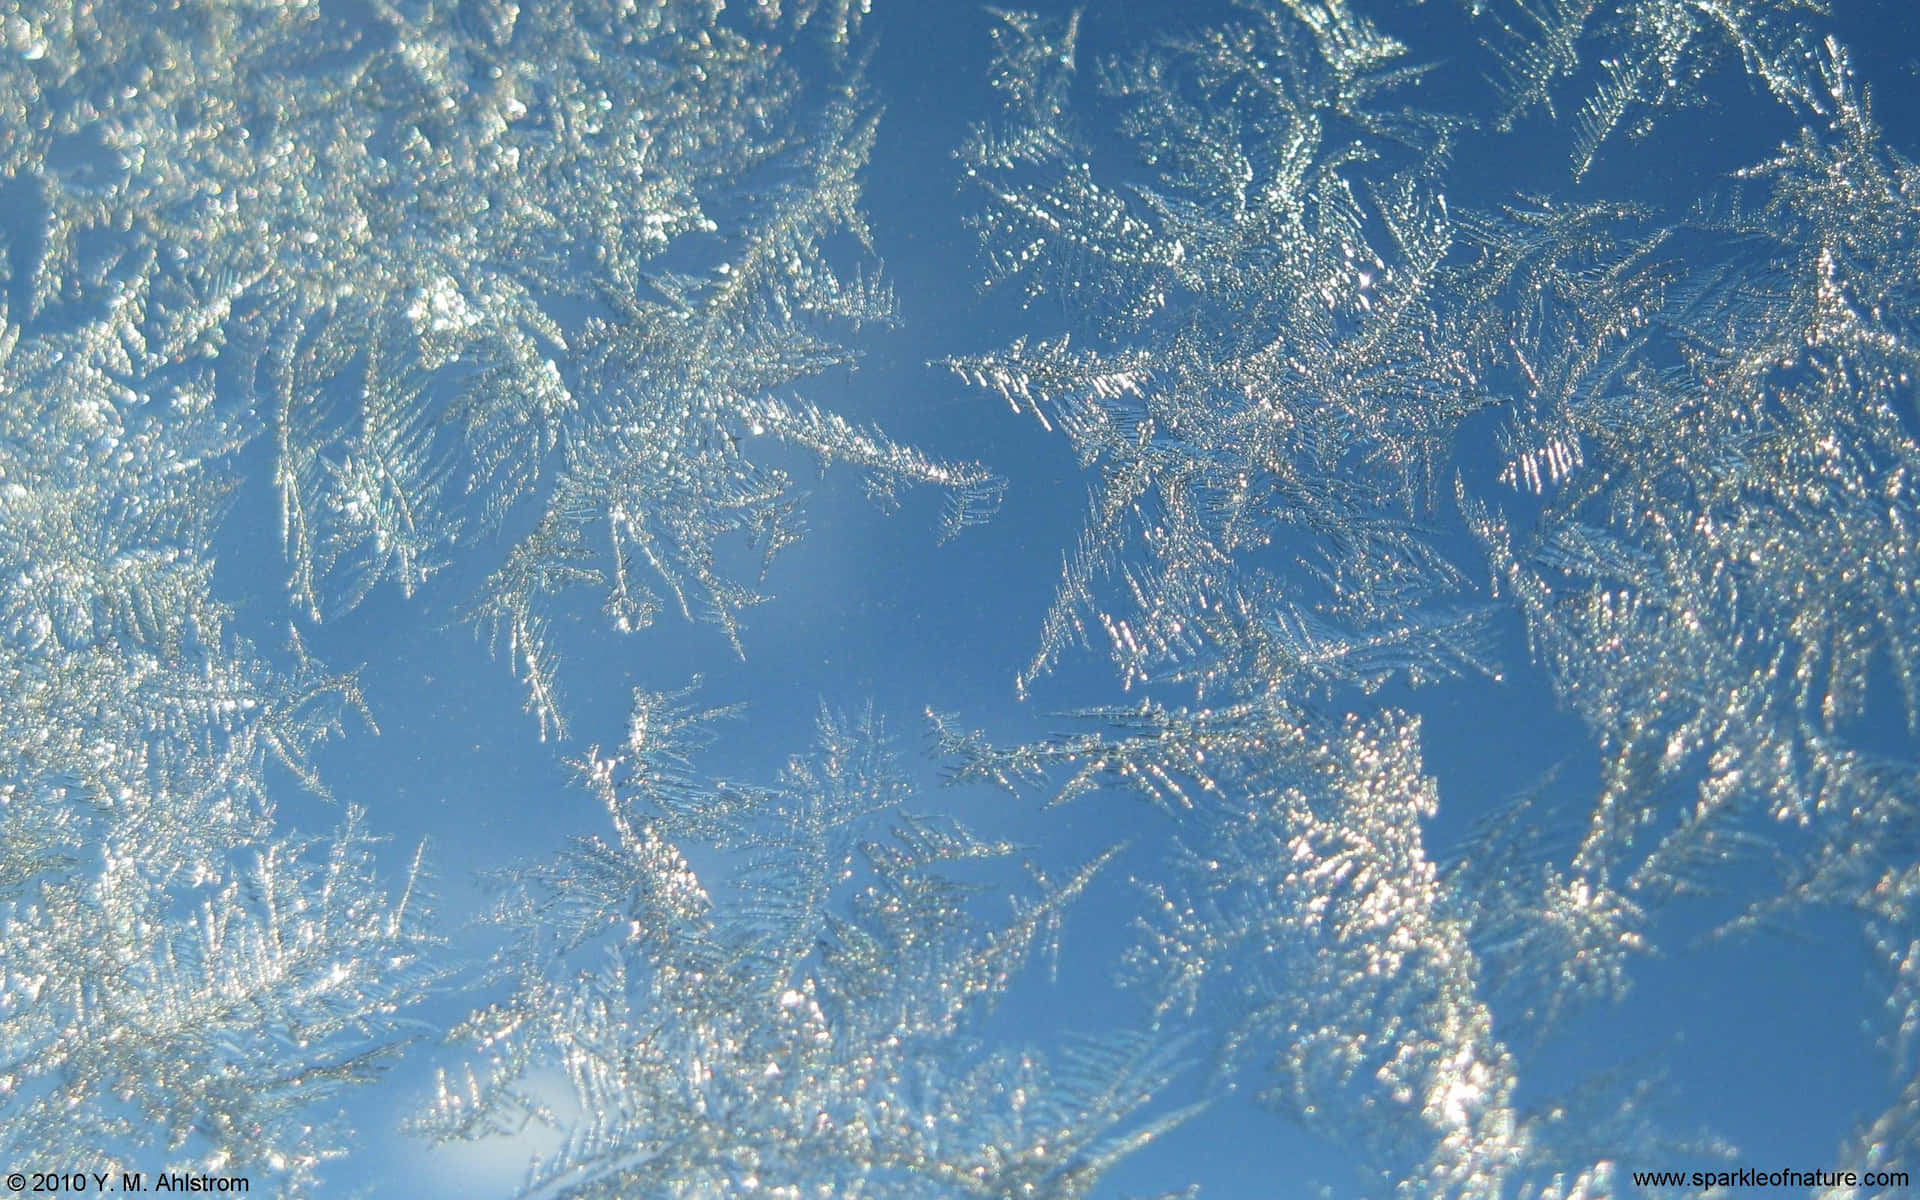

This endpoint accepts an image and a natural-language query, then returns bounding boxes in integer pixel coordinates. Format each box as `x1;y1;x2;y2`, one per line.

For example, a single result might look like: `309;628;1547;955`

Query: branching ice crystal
953;2;1494;704
7;0;1920;1193
1;0;1000;740
1446;40;1920;1177
1455;39;1920;916
0;300;439;1193
414;690;1194;1198
1475;0;1827;176
956;0;1920;1191
935;693;1696;1196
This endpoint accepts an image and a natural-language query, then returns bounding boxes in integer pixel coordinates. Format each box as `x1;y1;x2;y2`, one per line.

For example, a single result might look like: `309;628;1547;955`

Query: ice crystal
414;691;1192;1198
936;694;1700;1196
1445;42;1920;1175
953;2;1492;704
0;299;438;1191
1454;39;1920;915
6;0;1920;1193
1;0;999;740
957;0;1920;1191
0;2;1013;1184
1476;0;1827;176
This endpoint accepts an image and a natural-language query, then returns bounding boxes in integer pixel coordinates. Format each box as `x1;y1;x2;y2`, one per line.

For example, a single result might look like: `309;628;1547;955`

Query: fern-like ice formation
1;0;1001;1188
0;297;439;1191
7;0;1920;1193
955;0;1920;1192
935;692;1698;1196
1452;40;1920;1189
1474;0;1826;177
413;689;1194;1198
0;0;1000;741
952;1;1494;705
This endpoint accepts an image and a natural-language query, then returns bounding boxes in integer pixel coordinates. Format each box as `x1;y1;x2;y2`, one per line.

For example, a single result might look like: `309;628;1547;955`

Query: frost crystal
0;300;437;1191
6;0;1920;1194
415;693;1191;1198
0;0;996;1189
953;3;1492;704
956;0;1920;1192
1;0;1000;740
1477;0;1826;176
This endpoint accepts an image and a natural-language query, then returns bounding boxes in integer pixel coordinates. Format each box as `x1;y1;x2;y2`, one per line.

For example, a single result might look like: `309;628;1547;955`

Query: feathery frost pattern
0;298;438;1189
953;2;1491;703
955;0;1920;1193
4;0;1920;1194
1476;0;1826;177
0;0;1001;1192
414;692;1193;1198
1;0;1000;739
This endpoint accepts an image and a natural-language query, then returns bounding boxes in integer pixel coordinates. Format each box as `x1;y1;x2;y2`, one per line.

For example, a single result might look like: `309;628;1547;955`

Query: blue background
68;0;1920;1194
